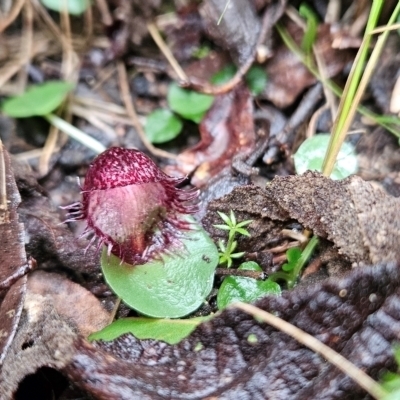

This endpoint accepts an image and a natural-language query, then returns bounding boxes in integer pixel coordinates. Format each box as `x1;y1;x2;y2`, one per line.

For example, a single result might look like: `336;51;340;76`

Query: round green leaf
2;81;74;118
211;65;237;85
144;109;183;143
89;316;208;345
245;66;267;96
167;83;214;122
293;134;358;180
217;261;281;310
101;221;219;318
40;0;90;15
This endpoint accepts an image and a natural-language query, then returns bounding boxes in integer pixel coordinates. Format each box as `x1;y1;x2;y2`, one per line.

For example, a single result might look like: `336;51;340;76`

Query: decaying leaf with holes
3;262;400;399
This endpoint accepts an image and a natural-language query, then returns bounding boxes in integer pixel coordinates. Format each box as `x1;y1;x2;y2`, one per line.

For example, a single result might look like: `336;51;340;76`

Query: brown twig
116;61;177;160
0;0;26;33
108;297;122;324
0;139;8;224
147;22;188;82
215;268;265;280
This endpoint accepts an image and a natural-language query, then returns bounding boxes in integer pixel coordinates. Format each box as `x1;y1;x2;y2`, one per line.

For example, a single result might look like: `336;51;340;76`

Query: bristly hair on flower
64;147;199;265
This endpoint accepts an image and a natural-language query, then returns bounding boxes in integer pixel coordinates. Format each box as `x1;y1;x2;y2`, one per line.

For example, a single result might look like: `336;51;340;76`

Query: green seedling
217;261;281;309
214;210;252;268
211;65;268;96
269;236;319;289
379;345;400;399
145;83;214;143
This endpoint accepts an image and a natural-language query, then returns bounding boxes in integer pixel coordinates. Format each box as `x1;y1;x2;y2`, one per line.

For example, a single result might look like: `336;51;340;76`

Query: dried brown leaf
168;85;256;187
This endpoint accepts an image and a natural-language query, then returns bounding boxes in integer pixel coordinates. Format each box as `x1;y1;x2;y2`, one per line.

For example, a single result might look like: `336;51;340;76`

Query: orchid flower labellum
66;147;198;265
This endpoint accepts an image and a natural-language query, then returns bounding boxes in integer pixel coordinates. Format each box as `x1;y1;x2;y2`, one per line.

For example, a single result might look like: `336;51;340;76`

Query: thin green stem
45;113;106;154
276;22;400;139
322;0;395;176
268;236;319;288
287;235;319;289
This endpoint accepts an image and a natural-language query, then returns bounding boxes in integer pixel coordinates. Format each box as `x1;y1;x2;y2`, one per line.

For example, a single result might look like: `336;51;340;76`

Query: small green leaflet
211;65;267;95
89;316;209;345
299;3;318;54
282;248;302;272
217;261;281;310
167;83;214;123
293;134;358;180
144;109;183;143
40;0;90;15
245;66;268;96
101;219;219;318
1;81;74;118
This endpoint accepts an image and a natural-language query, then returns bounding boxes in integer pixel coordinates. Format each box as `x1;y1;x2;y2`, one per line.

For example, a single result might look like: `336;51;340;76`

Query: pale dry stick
39;126;59;176
73;108;118;138
16;0;33;93
371;23;400;34
0;0;32;91
39;1;78;175
90;65;116;92
108;298;122;324
324;0;341;24
0;63;25;91
232;302;388;400
95;0;113;26
314;48;338;122
147;22;189;82
307;103;329;138
60;0;75;81
14;148;45;161
285;4;307;30
31;0;69;49
116;61;177;160
71;104;133;127
0;0;25;32
0;140;8;224
348;5;371;38
73;95;128;115
83;2;93;42
215;268;264;280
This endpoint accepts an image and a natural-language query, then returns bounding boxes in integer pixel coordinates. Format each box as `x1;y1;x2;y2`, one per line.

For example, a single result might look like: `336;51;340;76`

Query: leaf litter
1;0;400;398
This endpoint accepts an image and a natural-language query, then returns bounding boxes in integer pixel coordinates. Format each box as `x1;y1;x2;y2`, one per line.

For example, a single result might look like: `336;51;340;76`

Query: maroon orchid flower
65;147;198;265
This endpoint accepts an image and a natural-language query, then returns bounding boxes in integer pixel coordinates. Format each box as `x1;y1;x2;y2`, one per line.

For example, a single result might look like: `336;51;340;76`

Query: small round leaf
217;261;281;310
167;83;214;122
245;66;267;96
2;81;74;118
101;221;219;318
40;0;90;15
293;134;358;180
144;109;183;143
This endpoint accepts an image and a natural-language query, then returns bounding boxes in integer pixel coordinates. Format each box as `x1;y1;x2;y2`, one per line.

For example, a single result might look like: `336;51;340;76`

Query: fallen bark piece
0;271;110;398
0;144;31;365
204;171;400;265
